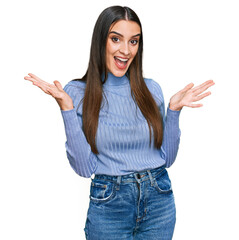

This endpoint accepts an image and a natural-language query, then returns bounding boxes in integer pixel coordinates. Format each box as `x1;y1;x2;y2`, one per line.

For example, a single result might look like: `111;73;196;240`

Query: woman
24;5;214;240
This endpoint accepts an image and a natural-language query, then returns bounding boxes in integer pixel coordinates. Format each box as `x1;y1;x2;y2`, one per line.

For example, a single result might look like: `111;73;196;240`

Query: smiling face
106;20;141;77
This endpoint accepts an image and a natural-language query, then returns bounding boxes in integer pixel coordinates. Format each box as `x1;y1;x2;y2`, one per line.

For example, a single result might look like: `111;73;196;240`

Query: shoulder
63;79;86;96
63;80;86;110
63;79;86;90
144;77;164;104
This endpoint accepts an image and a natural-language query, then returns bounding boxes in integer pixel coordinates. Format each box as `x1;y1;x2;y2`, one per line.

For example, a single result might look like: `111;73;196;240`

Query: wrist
56;96;74;111
169;103;182;111
60;105;74;111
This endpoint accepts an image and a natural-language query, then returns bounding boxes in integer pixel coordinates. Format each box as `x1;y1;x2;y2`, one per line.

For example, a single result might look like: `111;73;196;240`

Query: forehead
109;20;141;36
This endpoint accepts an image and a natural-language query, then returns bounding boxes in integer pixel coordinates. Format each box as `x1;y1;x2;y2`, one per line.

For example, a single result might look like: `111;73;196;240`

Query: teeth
115;57;128;62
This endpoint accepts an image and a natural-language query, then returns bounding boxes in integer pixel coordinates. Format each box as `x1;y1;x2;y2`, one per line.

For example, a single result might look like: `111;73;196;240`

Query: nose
119;42;130;56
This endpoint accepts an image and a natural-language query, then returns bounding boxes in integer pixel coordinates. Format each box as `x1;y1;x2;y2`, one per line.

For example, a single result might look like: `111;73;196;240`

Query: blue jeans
84;165;176;240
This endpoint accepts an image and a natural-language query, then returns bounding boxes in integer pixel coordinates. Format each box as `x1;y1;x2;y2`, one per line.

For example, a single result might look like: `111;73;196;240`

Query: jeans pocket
153;169;173;194
90;178;116;203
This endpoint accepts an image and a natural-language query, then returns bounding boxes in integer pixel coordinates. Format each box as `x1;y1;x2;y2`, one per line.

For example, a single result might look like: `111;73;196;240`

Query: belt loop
147;170;154;186
116;176;121;190
133;173;141;183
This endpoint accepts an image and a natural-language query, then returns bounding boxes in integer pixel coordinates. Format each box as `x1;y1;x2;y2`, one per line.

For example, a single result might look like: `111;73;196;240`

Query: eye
130;39;138;45
111;37;119;43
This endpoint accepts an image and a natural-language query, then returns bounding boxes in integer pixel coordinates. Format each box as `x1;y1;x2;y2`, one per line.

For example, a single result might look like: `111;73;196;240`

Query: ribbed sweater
61;73;181;178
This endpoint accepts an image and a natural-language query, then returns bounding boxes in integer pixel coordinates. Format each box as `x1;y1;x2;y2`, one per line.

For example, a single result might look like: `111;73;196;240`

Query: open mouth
114;56;129;69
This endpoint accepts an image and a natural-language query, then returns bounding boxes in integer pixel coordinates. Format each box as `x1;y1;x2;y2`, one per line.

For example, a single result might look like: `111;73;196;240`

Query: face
106;20;141;77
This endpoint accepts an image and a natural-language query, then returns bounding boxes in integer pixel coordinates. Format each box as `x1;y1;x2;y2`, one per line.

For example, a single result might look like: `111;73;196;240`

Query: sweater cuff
61;107;80;135
61;107;77;119
166;104;181;123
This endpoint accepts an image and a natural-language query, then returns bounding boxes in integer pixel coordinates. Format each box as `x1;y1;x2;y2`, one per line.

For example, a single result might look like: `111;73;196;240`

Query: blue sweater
61;73;181;178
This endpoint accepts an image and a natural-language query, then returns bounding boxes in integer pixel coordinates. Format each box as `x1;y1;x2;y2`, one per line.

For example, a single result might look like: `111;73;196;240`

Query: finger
27;73;49;85
34;82;52;95
24;76;51;89
24;76;36;83
193;81;215;96
25;77;47;88
180;83;194;93
28;73;42;81
195;91;211;102
192;80;214;93
24;76;42;84
45;85;61;98
45;87;54;96
187;103;203;108
54;80;63;91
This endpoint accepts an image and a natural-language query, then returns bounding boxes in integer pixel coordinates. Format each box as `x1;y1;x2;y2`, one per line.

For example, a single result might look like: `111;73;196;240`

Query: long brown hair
73;6;163;154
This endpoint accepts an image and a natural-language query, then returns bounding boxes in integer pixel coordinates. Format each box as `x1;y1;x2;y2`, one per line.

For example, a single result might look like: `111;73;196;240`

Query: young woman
24;5;214;240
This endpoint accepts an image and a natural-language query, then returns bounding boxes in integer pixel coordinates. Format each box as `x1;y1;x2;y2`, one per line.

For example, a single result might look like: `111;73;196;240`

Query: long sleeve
60;83;98;178
151;80;181;168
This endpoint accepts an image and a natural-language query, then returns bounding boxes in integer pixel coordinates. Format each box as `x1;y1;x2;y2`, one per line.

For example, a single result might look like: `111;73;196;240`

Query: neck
103;72;129;86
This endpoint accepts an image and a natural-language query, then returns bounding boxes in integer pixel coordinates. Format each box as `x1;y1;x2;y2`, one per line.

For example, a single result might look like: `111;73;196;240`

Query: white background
1;0;238;239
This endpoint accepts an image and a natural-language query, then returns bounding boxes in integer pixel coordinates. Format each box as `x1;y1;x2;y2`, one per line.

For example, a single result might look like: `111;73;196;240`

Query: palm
24;73;74;110
24;73;65;99
169;80;215;111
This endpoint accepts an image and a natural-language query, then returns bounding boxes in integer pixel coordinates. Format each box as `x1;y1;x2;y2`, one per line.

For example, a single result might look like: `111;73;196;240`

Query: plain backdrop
1;0;238;239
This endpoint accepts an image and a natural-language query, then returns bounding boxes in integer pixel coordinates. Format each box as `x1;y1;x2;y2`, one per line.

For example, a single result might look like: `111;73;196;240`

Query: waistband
93;164;166;186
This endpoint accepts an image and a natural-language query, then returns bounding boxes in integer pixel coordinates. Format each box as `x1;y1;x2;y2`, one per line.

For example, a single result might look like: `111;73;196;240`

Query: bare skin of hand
169;80;215;111
24;73;74;110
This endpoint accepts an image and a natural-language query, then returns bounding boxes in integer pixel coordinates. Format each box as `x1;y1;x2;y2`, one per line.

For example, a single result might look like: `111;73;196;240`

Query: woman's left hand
169;80;215;111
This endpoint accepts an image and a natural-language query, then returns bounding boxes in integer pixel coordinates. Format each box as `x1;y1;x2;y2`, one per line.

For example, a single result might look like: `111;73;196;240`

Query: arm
24;73;98;178
151;80;181;168
161;106;181;168
60;83;98;178
152;79;215;168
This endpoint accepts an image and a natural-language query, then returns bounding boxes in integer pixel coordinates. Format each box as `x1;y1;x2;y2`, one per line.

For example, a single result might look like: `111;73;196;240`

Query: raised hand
24;73;74;110
169;80;215;111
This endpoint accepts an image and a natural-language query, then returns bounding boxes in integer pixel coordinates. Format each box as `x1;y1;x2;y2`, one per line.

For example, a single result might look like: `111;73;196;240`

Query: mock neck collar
102;72;129;86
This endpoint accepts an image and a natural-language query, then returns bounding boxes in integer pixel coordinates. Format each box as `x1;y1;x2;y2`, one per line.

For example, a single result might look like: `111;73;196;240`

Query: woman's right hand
24;73;74;111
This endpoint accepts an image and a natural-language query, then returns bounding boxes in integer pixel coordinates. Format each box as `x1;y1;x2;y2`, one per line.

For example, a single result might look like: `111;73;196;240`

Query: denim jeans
83;164;176;240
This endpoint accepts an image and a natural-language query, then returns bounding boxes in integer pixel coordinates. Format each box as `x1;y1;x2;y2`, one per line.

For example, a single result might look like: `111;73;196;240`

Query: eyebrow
109;31;141;38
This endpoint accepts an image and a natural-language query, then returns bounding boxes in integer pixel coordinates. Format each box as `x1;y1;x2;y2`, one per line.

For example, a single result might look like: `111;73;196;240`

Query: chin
110;68;128;78
114;72;126;77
